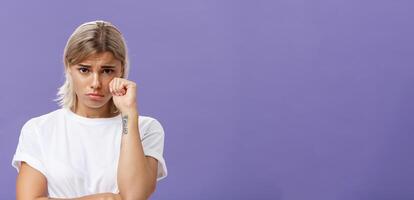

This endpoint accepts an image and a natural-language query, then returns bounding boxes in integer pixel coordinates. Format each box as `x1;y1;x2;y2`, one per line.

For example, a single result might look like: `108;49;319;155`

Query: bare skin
16;52;158;200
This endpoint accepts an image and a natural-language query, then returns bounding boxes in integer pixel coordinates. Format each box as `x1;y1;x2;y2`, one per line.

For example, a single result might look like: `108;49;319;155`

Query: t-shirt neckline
63;107;122;125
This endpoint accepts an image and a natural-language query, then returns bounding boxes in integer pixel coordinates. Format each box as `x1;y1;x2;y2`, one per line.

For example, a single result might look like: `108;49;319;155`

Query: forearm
117;109;153;200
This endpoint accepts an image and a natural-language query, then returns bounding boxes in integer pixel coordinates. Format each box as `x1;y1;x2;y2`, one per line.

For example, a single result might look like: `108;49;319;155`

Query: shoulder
138;115;162;127
138;115;165;134
22;108;64;130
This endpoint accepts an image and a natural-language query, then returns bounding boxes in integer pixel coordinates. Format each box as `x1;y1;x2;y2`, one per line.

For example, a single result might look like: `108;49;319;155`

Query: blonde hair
55;20;130;113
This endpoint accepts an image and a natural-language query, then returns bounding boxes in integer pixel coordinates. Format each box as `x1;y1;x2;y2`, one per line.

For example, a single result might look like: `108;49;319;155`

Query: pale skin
16;52;158;200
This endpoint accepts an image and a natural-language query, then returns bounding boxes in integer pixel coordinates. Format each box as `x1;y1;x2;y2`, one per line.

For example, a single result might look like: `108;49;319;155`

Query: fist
109;77;138;115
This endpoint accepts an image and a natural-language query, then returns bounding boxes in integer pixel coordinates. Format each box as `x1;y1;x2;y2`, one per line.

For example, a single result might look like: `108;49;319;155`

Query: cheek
70;75;87;93
102;78;113;91
72;79;82;88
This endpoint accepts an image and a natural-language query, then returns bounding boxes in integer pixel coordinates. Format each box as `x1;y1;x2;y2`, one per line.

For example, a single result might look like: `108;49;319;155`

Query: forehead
79;52;121;65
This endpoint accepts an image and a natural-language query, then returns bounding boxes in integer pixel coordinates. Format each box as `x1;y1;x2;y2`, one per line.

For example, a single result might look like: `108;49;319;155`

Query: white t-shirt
11;108;168;198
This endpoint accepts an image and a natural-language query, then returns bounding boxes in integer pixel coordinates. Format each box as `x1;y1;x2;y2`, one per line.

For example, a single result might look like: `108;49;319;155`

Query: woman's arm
17;162;122;200
116;110;158;200
110;78;159;200
17;162;48;199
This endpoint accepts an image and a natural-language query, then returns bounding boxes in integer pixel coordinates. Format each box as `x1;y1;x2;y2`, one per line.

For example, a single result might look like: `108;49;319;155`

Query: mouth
86;93;104;101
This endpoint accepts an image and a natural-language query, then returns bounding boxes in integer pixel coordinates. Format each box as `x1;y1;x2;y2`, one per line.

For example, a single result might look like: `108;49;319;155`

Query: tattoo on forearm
122;115;128;135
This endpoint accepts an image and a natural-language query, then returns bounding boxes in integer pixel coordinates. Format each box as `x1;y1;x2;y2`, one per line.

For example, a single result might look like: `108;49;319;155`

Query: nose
90;73;101;89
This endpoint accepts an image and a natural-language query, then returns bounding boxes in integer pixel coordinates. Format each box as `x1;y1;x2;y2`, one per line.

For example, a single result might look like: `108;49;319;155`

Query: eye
78;67;89;73
103;69;114;74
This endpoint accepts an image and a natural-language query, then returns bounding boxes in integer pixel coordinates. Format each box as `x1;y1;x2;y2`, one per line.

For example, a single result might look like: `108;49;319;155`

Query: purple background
1;0;413;199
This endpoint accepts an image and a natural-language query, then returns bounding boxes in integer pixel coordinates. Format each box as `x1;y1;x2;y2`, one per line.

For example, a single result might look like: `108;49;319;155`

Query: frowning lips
86;93;104;97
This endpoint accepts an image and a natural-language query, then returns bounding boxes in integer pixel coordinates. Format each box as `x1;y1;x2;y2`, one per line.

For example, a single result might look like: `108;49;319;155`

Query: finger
119;82;127;95
120;88;126;95
110;78;116;95
115;78;122;95
109;79;115;94
112;78;118;95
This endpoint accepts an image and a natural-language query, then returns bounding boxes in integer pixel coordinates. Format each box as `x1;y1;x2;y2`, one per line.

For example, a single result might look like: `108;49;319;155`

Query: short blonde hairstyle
55;20;130;113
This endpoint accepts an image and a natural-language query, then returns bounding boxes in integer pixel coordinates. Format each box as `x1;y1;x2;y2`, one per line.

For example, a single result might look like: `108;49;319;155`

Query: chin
84;99;111;109
86;104;107;109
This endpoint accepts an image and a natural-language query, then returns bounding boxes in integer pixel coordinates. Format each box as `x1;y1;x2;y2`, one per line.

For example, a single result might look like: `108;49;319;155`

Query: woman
11;20;168;200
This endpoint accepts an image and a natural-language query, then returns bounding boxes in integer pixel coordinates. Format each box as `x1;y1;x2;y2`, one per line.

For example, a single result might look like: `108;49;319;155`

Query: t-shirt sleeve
141;118;168;181
11;119;47;177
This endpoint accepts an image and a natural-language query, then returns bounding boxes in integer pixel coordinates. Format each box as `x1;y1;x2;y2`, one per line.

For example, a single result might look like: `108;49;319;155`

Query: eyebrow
78;64;117;68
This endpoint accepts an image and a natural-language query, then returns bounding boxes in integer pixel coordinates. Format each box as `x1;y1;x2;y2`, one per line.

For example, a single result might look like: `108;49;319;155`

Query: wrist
121;108;138;117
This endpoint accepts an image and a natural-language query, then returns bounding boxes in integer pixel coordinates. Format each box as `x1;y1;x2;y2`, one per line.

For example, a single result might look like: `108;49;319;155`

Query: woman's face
68;51;123;110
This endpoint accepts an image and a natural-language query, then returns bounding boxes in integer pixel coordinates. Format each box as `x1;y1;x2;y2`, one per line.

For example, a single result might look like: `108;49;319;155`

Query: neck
72;101;118;118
